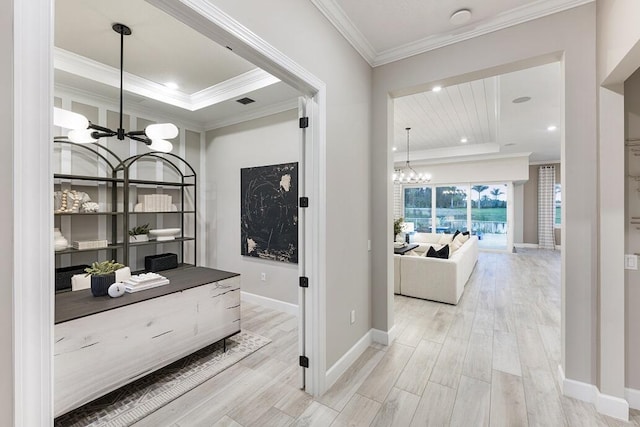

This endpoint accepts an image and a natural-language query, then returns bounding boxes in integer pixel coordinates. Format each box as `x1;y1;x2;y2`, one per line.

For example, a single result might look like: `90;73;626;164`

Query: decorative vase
129;234;149;243
91;274;115;297
54;228;69;251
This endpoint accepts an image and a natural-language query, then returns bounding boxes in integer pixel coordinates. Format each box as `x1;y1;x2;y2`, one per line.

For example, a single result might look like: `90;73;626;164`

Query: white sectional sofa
394;233;479;304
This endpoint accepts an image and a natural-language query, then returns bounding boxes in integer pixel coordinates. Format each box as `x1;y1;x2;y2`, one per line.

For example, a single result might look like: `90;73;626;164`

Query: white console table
54;267;240;417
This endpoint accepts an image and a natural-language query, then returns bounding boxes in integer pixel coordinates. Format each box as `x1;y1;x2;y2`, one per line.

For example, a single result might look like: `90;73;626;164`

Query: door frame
13;0;328;423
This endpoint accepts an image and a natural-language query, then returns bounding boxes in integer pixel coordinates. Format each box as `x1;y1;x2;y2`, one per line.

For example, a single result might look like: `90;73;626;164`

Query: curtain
538;165;556;249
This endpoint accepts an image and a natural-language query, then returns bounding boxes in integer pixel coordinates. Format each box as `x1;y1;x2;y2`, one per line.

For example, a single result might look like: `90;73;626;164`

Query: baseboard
240;291;298;316
371;324;397;346
626;387;640;410
558;365;629;421
514;243;539;249
325;330;372;390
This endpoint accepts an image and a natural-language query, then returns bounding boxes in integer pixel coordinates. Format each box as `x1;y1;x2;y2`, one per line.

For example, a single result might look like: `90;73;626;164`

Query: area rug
54;331;270;427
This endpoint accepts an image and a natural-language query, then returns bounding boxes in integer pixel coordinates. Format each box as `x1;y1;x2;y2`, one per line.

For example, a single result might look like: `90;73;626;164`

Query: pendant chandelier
392;127;431;184
53;23;177;153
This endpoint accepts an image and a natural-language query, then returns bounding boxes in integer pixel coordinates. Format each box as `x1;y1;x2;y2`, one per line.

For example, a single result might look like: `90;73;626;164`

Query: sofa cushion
438;234;453;245
427;244;450;259
413;233;442;244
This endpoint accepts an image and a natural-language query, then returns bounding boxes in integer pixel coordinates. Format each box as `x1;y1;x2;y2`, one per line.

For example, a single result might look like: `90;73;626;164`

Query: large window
471;184;507;249
402;182;511;250
403;187;432;232
435;186;468;233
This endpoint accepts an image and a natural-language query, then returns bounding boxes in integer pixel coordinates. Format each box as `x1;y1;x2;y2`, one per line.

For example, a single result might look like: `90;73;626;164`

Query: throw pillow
462;231;470;236
427;244;449;259
422;244;443;256
452;230;461;240
450;239;461;253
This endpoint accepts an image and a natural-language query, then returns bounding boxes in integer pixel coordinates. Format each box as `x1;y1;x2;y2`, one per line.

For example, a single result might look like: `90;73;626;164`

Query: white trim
530;159;561;165
240;291;299;316
14;0;54;424
204;98;298;130
371;325;397;346
308;0;376;66
311;0;593;67
558;365;629;421
325;330;373;390
54;47;280;112
408;151;532;167
625;388;640;411
514;243;540;249
147;0;328;397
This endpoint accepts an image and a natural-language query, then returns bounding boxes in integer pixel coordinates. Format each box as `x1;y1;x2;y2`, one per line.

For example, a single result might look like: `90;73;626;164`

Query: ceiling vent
236;97;256;105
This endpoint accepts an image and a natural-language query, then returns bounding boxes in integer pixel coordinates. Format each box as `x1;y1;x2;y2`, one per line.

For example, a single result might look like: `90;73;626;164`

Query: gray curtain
538;165;556;249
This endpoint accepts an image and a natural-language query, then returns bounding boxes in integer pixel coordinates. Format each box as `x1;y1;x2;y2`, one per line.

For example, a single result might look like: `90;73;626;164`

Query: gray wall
210;0;373;368
625;68;640;388
205;110;299;305
522;164;562;245
0;0;13;424
372;4;598;386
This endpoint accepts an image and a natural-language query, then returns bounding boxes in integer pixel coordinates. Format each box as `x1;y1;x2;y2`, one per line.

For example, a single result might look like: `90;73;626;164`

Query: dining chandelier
53;23;177;153
392;127;431;184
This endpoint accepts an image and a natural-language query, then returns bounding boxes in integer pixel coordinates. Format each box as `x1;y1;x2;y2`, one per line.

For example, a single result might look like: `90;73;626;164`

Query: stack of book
73;240;108;250
123;272;170;293
140;194;172;212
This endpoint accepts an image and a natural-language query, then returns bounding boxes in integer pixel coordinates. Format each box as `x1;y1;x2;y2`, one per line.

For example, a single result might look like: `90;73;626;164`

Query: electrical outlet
625;254;638;270
350;310;356;324
261;272;267;281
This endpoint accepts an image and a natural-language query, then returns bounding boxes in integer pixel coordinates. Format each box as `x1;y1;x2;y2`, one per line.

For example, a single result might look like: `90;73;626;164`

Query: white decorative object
72;240;108;250
149;228;180;241
81;202;99;213
108;282;126;298
54;228;68;251
138;194;173;212
123;272;170;293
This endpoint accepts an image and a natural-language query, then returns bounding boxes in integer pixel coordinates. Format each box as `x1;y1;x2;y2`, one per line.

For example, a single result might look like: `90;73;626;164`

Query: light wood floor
133;250;640;426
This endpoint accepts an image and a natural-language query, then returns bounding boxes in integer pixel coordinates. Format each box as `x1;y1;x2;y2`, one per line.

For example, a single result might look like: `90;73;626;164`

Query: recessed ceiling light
504;143;516;147
450;9;472;26
392;146;397;151
547;125;557;131
164;82;179;90
460;137;468;143
432;85;442;93
512;96;531;104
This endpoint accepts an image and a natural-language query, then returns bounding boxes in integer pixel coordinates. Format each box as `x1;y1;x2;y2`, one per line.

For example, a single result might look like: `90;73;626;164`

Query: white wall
406;155;529;185
372;4;598;389
205;110;299;305
209;0;373;369
1;0;13;424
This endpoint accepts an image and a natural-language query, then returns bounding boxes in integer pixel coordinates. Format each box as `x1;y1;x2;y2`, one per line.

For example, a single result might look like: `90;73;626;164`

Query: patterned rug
55;331;270;427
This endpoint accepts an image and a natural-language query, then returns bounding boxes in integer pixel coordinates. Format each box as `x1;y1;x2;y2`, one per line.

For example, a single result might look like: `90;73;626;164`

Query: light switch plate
625;254;638;270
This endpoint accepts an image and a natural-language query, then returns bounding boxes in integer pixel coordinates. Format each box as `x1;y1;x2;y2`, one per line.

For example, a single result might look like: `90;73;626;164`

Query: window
555;183;561;226
471;184;507;249
435;186;468;233
403;187;432;232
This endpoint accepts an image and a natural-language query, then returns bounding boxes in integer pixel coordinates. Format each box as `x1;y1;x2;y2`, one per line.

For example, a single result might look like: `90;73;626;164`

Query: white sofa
394;234;478;304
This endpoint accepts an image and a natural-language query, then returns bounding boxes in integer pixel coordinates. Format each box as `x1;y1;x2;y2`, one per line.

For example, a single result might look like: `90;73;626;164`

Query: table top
394;243;419;255
55;266;239;324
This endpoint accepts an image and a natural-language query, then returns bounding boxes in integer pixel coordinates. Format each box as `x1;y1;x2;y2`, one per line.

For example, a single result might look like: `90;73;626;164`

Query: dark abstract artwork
241;162;298;264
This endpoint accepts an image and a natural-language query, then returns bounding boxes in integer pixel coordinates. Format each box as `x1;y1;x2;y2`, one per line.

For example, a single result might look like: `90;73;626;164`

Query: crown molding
311;0;594;67
204;98;298;131
399;151;532;167
309;0;376;66
54;47;279;111
394;143;500;163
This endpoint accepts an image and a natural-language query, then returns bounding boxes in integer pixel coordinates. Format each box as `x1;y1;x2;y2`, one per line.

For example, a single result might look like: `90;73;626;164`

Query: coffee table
394;243;419;255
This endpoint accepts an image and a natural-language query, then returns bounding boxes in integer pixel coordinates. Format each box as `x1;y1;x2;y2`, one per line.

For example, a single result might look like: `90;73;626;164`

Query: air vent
236;97;255;105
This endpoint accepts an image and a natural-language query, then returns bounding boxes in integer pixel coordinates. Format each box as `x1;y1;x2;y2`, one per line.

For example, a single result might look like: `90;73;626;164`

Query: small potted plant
85;260;125;297
129;223;150;242
393;217;404;242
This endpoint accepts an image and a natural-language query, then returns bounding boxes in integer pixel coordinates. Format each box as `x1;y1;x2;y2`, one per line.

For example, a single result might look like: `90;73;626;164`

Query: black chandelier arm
88;122;112;133
127;133;152;145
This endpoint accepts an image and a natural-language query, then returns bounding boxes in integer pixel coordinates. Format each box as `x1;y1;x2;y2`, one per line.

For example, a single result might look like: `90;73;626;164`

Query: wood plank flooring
133;249;639;426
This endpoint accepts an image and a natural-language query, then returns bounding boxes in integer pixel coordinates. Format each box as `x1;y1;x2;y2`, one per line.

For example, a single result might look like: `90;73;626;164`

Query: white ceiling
54;0;301;129
311;0;593;66
394;61;561;163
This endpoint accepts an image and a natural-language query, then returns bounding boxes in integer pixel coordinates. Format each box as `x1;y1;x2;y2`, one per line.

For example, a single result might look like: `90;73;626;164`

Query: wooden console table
54;266;240;417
